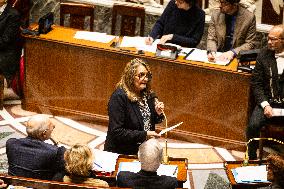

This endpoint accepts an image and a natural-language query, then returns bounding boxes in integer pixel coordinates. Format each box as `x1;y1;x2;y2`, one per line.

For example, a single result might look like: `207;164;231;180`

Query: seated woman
267;153;284;189
63;144;109;187
145;0;205;47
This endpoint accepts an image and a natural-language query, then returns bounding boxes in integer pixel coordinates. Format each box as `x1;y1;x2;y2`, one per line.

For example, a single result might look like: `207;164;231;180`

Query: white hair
26;114;51;139
138;138;163;172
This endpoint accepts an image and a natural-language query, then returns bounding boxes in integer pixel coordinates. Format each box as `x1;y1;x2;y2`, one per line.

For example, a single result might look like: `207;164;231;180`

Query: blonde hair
117;58;152;102
64;144;94;177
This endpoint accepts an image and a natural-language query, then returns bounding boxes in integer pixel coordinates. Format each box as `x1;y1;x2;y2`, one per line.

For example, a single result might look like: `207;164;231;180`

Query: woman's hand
147;131;161;138
155;99;164;115
159;34;173;44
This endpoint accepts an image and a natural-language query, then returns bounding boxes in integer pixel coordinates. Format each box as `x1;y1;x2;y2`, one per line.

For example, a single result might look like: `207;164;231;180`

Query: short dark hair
223;0;240;4
184;0;196;5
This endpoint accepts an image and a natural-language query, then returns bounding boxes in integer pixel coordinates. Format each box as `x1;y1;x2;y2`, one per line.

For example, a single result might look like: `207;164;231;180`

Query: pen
94;162;103;169
184;49;195;60
173;166;178;175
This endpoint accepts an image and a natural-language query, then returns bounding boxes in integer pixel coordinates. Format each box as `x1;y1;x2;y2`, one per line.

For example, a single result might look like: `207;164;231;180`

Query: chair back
60;2;95;31
111;4;145;36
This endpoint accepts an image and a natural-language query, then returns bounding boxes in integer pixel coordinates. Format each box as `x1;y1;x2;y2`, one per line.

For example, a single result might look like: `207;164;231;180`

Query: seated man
117;138;178;189
246;25;284;160
6;114;66;180
207;0;256;62
0;0;21;85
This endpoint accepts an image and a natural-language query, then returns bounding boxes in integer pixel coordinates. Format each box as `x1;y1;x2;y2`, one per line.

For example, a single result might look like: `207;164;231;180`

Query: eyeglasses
135;72;152;81
267;36;283;42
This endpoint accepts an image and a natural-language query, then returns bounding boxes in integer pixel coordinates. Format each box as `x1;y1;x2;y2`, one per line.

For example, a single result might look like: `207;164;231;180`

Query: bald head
26;114;55;140
268;25;284;53
138;138;163;172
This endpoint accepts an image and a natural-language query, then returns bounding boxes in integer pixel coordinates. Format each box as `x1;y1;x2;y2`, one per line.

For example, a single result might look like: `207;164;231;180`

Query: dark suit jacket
6;137;66;180
117;170;178;189
104;88;163;155
207;5;256;54
251;48;284;106
0;4;21;80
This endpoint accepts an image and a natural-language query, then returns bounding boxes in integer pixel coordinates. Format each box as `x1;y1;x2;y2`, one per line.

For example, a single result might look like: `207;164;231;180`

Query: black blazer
104;88;163;155
117;170;178;189
251;48;284;106
6;137;66;180
0;4;21;79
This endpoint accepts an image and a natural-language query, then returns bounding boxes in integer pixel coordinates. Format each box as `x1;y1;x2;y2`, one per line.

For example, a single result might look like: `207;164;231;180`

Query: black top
0;4;21;80
117;170;178;189
104;88;163;155
149;0;205;47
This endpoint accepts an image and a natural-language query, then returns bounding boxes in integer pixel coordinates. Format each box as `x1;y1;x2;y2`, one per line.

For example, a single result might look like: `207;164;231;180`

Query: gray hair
271;25;284;39
26;114;51;139
138;138;163;172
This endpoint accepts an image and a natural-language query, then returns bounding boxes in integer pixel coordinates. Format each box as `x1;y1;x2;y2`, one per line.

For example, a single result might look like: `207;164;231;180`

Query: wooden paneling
23;26;252;150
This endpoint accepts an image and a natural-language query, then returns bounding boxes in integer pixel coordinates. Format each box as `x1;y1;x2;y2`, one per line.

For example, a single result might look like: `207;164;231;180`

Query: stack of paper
185;48;230;66
74;31;116;43
118;161;178;178
231;165;268;183
272;108;284;116
92;149;120;172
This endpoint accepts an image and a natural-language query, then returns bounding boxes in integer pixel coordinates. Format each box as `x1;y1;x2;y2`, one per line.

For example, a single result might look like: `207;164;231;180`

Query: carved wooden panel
111;4;145;36
60;2;95;31
261;0;283;25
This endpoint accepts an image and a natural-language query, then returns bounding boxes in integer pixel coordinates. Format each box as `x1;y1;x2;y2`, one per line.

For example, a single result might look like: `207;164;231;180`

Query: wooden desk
225;161;271;189
23;25;252;150
0;174;119;189
113;155;187;188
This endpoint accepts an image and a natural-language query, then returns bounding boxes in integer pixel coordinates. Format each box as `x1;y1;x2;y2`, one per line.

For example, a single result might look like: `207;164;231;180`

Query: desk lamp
243;138;284;166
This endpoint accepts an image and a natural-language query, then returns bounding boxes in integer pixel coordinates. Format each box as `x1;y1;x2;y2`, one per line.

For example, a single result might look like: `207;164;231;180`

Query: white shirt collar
0;3;7;16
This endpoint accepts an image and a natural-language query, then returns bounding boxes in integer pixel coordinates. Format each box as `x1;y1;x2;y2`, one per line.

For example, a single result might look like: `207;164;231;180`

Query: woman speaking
104;58;164;155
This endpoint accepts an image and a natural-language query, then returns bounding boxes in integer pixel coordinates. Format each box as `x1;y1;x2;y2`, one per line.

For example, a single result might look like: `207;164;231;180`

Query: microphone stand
243;138;284;166
161;109;169;164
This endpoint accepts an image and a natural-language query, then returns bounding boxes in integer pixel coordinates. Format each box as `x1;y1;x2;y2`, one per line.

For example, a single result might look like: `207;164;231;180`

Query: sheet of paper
185;48;230;66
232;165;268;183
159;122;183;135
92;149;120;172
74;31;116;43
272;108;284;116
118;161;178;177
119;36;159;53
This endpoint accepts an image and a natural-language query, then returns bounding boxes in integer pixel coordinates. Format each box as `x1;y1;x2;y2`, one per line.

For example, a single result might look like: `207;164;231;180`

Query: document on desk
118;161;178;178
74;31;116;43
272;108;284;116
92;149;120;172
120;36;159;53
231;165;268;183
185;48;230;66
